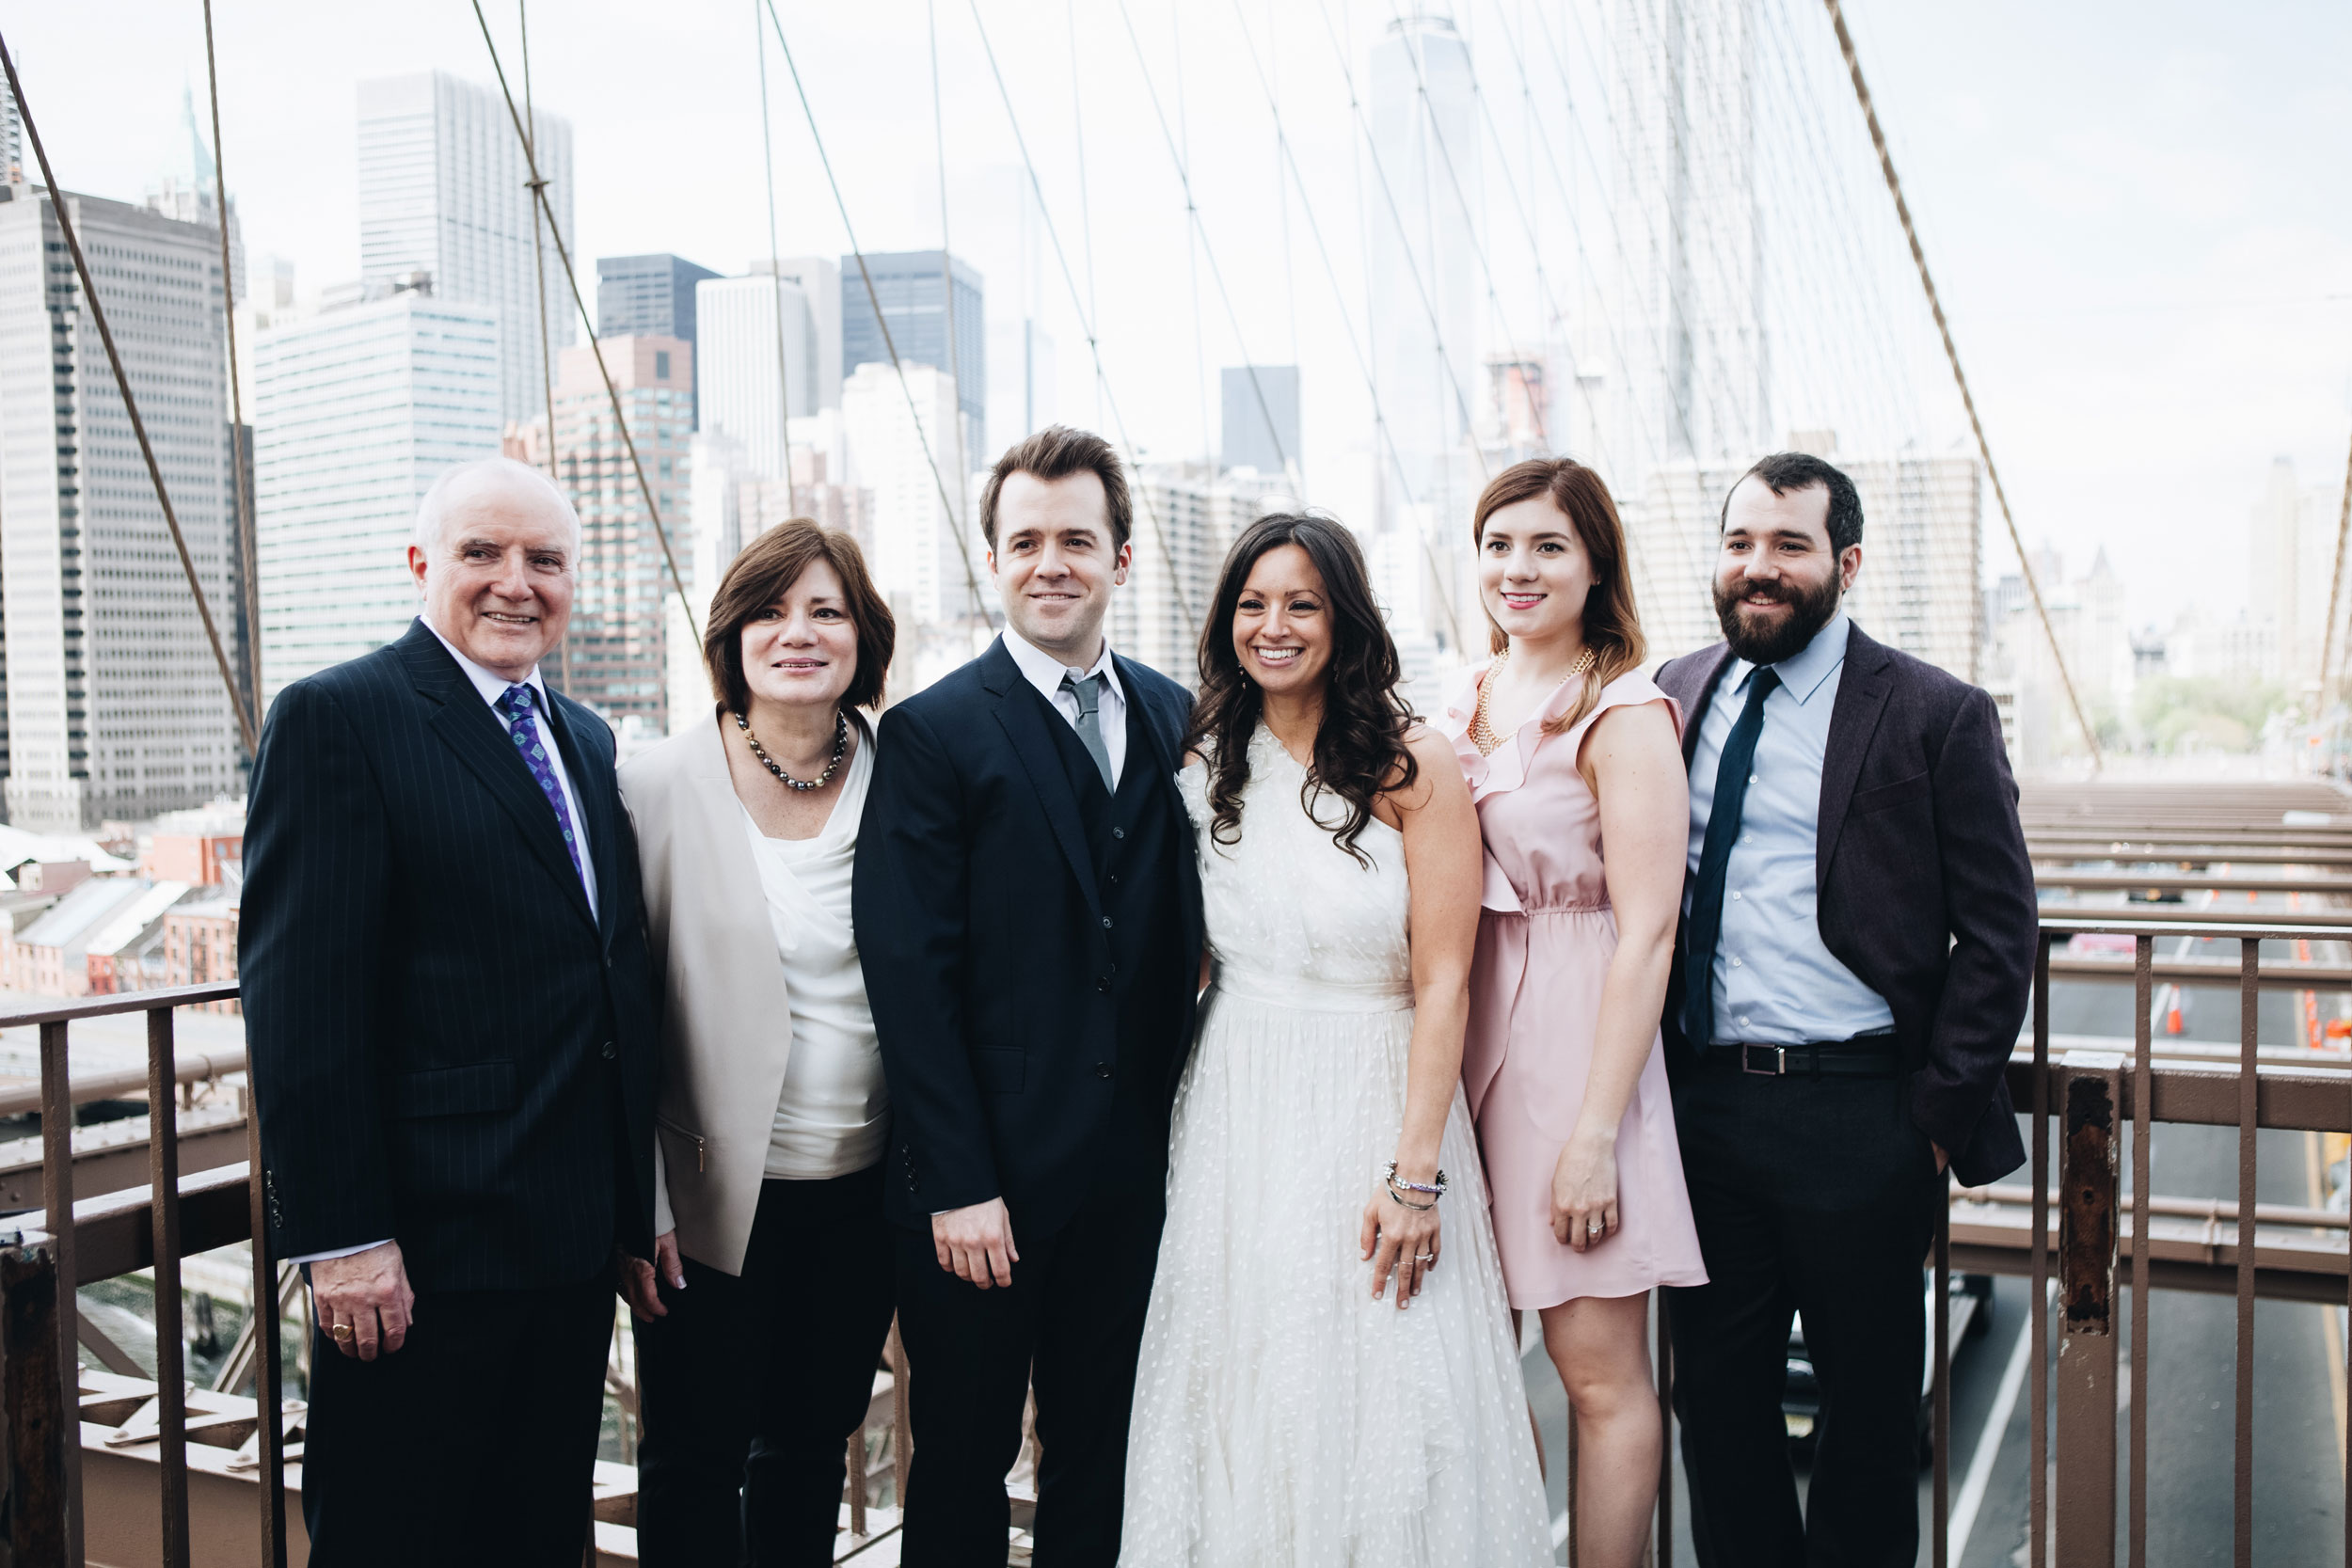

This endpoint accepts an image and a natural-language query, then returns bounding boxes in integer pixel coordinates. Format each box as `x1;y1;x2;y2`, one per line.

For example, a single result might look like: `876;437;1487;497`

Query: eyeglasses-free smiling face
739;560;858;711
1478;495;1598;644
408;474;577;683
989;468;1131;664
1231;543;1334;698
1712;475;1858;666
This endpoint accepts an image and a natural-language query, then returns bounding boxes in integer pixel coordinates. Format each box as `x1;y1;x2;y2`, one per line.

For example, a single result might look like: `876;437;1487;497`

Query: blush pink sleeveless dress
1438;663;1708;1309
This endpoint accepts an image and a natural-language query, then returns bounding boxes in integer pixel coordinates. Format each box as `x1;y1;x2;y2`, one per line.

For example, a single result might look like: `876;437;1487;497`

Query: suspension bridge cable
759;0;991;624
1109;0;1297;483
1305;0;1493;482
1816;0;2098;766
754;0;799;515
517;0;570;698
1265;0;1304;491
0;30;258;753
1820;0;2100;766
1370;0;1551;450
1219;0;1465;649
2319;427;2352;705
467;0;700;640
200;0;262;725
928;0;973;514
1066;0;1104;431
962;0;1196;630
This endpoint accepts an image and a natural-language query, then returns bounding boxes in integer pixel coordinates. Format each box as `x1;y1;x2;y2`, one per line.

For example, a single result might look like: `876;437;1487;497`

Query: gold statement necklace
1469;642;1597;757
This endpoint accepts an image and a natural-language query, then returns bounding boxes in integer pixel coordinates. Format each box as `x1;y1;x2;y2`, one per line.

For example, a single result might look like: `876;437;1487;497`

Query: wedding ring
1414;1253;1436;1261
330;1323;355;1342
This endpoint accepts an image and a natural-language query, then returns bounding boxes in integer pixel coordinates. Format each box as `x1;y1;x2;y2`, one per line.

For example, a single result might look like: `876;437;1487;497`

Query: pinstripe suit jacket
242;618;660;1293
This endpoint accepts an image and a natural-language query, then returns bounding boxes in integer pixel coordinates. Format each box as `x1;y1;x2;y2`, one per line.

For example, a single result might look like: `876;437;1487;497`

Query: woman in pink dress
1438;457;1707;1567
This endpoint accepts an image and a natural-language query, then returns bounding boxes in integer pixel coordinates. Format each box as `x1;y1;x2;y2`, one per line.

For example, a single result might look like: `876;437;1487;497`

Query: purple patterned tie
495;683;587;892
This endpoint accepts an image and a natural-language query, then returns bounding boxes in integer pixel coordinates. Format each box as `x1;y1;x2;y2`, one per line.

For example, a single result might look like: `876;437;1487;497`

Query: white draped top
739;725;887;1180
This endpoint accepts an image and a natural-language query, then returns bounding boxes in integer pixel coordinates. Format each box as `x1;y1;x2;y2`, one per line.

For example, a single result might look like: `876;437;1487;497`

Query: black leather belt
1708;1038;1900;1079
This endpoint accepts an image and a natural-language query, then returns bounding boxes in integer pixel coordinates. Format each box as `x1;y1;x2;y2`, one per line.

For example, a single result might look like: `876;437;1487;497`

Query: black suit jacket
1657;622;2032;1187
242;619;660;1292
852;638;1205;1238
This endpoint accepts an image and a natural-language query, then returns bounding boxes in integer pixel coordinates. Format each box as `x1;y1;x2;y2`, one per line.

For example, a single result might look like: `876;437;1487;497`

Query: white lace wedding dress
1120;728;1552;1567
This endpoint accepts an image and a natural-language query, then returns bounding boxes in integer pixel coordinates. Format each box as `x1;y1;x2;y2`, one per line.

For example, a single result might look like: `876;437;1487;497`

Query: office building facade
547;336;693;731
840;250;984;469
0;186;241;829
251;289;501;703
597;253;718;422
358;71;574;424
843;360;976;632
695;270;817;483
1220;365;1301;479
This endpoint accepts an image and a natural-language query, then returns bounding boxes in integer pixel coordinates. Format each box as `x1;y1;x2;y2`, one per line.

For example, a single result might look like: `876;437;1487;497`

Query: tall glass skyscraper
357;71;574;425
251;289;502;705
597;254;718;423
839;250;984;472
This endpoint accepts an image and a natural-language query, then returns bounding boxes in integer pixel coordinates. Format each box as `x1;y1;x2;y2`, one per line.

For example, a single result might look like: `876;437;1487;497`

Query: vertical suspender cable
200;0;262;730
0;31;259;754
468;0;700;638
1820;0;2100;766
928;0;973;515
760;0;991;623
2317;428;2352;710
755;0;799;515
517;0;570;696
1066;0;1104;432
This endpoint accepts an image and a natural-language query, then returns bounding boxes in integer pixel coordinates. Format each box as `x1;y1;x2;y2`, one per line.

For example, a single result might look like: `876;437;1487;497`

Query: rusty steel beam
12;1164;256;1288
0;985;241;1032
0;1046;246;1118
2;1241;69;1563
2056;1053;2121;1567
2001;1056;2352;1134
2041;904;2352;928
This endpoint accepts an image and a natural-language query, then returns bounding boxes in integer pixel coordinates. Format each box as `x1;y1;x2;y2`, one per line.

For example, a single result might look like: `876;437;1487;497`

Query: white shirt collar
421;615;549;711
1001;625;1124;706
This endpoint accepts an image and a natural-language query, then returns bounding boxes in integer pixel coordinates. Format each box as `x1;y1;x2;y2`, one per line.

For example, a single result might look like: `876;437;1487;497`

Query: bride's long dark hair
1187;513;1417;866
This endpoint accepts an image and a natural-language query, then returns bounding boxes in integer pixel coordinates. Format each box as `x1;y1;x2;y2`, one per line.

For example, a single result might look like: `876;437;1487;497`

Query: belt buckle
1740;1044;1788;1077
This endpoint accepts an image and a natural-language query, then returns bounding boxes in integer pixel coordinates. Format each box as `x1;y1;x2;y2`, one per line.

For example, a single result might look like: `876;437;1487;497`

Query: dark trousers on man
300;1261;616;1567
1665;1058;1942;1568
633;1163;898;1566
892;1179;1166;1568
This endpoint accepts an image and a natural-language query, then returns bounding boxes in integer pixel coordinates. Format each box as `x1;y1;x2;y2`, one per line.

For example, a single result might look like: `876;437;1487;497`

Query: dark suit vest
1031;685;1191;1199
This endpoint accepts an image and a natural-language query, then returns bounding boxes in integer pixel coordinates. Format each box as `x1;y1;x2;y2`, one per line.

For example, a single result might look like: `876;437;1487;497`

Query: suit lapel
1671;644;1738;765
400;623;599;936
1816;626;1894;892
982;640;1104;919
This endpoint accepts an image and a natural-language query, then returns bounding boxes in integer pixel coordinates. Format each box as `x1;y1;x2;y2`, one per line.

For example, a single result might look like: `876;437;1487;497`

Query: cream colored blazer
618;707;873;1275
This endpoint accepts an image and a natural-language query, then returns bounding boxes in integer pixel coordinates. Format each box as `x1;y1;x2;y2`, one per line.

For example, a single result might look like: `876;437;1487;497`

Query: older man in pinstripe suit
242;457;660;1565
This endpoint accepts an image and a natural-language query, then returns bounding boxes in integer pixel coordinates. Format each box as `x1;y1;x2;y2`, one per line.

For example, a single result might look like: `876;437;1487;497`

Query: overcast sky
11;0;2347;626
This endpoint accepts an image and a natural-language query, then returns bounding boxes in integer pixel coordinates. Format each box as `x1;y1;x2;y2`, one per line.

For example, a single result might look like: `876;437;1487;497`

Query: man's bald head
407;458;580;682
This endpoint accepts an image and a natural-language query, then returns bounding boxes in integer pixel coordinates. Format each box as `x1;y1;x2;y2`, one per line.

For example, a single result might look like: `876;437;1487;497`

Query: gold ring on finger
330;1323;355;1342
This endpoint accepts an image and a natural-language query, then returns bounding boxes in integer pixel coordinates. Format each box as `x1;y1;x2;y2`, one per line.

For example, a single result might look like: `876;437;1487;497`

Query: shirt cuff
288;1239;393;1265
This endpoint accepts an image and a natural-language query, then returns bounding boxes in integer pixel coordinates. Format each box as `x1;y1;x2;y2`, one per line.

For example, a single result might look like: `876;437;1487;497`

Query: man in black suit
853;426;1202;1566
1656;452;2035;1566
242;457;659;1565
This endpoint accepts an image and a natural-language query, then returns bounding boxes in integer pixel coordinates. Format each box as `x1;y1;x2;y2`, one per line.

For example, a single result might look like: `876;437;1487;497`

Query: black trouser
301;1259;616;1567
633;1162;897;1567
1664;1056;1941;1568
892;1178;1166;1568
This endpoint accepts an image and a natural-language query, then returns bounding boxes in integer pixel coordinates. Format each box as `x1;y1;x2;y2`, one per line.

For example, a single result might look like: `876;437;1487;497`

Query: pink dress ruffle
1438;662;1708;1309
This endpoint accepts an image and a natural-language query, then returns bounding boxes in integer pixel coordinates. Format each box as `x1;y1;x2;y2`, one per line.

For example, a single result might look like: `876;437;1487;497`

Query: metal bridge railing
7;923;2349;1566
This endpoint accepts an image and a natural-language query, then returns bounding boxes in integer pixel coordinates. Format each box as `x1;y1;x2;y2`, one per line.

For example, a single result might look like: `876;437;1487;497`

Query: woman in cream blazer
618;518;897;1567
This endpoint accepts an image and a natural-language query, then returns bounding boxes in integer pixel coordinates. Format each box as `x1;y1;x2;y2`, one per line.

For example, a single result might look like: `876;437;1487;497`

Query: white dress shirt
1002;626;1128;788
742;724;888;1180
291;617;600;1266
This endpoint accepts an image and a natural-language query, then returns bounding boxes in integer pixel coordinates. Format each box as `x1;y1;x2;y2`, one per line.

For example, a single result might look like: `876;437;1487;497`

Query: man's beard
1714;570;1841;667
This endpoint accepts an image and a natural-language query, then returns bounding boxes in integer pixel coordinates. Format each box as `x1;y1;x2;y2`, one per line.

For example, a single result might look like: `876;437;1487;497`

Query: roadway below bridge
1521;967;2347;1566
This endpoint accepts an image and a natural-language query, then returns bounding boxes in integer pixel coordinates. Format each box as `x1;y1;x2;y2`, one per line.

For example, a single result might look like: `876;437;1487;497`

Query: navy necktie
1682;666;1781;1052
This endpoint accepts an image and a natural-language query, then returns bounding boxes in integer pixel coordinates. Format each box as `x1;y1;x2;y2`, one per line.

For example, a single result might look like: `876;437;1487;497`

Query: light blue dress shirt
1684;611;1894;1046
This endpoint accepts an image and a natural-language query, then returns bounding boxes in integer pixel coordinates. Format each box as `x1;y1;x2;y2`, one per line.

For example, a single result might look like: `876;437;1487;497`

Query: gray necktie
1059;672;1114;791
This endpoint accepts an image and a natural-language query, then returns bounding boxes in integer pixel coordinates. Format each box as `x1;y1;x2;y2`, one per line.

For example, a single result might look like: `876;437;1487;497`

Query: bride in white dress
1121;515;1551;1567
